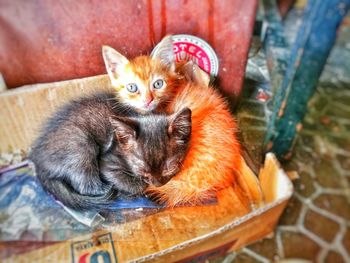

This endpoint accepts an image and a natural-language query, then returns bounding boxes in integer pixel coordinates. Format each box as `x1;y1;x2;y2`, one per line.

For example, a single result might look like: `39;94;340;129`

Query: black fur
29;92;191;211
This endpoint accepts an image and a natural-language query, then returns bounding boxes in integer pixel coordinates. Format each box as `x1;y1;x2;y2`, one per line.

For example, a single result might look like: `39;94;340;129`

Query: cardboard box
0;75;293;262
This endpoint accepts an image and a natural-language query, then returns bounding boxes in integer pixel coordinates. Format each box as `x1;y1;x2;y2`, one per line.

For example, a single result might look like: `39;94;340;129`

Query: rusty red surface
0;0;257;98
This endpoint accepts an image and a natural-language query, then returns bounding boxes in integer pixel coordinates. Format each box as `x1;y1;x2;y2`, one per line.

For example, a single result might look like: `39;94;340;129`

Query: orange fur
103;46;249;207
116;56;181;113
146;79;243;206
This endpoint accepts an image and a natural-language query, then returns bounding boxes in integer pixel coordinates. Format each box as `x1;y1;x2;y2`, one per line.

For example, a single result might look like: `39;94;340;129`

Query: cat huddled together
102;36;247;207
31;35;256;211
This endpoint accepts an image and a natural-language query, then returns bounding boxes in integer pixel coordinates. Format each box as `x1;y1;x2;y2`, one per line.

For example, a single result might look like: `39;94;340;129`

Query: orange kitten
102;37;180;113
102;37;260;207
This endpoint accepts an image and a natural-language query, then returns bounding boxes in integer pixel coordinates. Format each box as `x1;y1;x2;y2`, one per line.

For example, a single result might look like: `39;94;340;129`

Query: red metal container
0;0;257;98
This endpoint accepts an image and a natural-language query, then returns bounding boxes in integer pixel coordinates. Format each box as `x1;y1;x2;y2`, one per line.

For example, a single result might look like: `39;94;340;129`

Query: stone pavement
217;9;350;263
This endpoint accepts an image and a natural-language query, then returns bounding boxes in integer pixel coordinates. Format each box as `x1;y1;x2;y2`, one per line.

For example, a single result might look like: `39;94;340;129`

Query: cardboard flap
0;75;111;152
236;156;265;208
259;153;293;203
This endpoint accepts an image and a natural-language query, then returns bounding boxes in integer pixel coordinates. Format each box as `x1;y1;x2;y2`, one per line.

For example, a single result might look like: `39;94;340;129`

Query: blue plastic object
0;163;161;241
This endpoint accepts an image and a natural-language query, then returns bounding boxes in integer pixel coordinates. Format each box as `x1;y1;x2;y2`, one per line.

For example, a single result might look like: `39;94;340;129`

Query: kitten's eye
153;79;164;89
126;83;138;93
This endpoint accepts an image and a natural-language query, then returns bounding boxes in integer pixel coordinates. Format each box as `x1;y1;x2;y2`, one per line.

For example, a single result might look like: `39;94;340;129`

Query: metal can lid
151;34;219;78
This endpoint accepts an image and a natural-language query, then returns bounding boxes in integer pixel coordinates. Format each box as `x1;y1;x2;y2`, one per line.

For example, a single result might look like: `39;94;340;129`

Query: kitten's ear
110;116;138;144
168;108;192;141
182;61;210;87
151;35;175;71
102;45;129;85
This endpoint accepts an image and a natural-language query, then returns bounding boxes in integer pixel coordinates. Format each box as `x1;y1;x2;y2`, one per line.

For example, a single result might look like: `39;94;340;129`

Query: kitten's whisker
118;169;136;177
106;97;118;101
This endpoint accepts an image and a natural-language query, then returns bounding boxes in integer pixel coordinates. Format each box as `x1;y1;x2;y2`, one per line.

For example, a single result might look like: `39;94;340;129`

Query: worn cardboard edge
0;74;109;97
132;153;293;262
0;74;112;152
134;199;290;263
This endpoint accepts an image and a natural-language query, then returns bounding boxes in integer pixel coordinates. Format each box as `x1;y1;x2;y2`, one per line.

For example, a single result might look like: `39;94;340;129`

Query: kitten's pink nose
144;96;154;107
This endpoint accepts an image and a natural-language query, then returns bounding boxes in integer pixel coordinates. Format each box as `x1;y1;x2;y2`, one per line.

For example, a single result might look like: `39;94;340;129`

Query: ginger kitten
102;36;259;207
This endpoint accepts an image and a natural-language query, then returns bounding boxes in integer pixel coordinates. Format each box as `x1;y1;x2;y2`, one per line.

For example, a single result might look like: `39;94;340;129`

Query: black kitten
29;92;191;211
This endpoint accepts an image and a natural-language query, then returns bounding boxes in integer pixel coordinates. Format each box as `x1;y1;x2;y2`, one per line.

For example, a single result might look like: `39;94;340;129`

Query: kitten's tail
41;178;118;211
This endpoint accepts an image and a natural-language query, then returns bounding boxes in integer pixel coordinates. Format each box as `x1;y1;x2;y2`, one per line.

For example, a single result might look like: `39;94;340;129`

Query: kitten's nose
144;96;154;107
143;173;162;187
144;173;152;179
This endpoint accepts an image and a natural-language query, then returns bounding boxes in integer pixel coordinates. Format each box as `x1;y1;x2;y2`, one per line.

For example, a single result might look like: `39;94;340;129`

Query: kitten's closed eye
175;139;187;145
163;162;181;177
